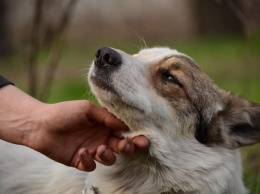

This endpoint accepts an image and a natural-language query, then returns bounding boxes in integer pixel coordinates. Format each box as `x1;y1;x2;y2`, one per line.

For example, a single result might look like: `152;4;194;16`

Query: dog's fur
0;47;260;194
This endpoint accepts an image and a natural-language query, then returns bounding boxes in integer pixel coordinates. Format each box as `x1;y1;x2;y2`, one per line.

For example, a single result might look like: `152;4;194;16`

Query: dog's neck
88;131;246;194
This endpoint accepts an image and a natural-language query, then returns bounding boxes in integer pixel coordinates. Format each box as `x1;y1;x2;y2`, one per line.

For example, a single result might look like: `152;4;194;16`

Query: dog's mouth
90;73;145;114
89;72;118;95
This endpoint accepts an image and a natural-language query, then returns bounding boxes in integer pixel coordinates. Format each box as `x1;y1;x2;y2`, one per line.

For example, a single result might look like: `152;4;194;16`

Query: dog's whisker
136;34;148;49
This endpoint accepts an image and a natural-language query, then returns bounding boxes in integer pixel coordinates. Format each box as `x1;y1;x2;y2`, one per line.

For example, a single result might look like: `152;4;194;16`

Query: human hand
0;85;149;171
28;100;149;171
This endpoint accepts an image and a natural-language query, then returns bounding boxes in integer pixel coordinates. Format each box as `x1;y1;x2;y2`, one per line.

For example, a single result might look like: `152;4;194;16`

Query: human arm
0;84;149;171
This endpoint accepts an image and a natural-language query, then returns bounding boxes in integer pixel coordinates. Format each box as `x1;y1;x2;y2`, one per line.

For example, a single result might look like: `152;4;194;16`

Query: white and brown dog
0;47;260;194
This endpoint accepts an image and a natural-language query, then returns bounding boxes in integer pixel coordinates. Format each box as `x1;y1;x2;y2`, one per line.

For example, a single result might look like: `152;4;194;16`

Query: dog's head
88;47;260;149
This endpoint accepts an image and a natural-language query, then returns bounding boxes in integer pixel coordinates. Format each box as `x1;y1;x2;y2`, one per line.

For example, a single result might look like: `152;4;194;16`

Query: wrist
0;85;45;147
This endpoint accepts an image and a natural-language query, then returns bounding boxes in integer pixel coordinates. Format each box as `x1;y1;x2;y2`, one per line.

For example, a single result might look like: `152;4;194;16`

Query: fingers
95;145;116;166
118;139;135;155
107;136;120;153
77;146;117;171
107;136;135;156
132;136;150;149
95;142;136;166
116;136;149;156
77;148;96;172
85;102;128;130
108;134;149;153
76;135;149;171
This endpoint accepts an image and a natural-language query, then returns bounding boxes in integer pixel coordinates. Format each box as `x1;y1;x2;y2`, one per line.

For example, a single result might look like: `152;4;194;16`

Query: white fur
0;140;87;194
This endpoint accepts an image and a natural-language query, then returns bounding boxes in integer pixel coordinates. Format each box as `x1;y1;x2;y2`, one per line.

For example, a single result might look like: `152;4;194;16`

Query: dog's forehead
133;47;187;64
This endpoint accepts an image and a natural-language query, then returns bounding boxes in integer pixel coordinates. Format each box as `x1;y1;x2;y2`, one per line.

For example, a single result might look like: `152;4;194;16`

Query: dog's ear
209;96;260;148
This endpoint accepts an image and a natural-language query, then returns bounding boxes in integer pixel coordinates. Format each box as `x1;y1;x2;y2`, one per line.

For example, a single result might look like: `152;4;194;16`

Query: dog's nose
94;47;122;68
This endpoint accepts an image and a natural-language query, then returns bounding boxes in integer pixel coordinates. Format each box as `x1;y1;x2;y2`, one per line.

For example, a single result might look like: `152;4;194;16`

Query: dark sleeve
0;75;14;88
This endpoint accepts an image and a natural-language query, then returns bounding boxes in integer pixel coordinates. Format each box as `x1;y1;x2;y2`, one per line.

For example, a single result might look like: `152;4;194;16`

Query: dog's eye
162;71;183;88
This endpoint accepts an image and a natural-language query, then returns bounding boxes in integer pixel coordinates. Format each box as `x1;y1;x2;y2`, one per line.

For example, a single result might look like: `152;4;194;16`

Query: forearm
0;85;44;146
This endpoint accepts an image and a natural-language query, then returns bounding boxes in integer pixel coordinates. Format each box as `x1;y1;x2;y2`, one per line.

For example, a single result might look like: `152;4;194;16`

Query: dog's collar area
82;185;100;194
82;185;87;194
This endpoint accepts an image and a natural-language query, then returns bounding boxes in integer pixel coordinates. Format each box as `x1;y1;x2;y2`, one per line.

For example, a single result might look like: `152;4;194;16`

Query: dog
86;47;260;194
0;47;259;194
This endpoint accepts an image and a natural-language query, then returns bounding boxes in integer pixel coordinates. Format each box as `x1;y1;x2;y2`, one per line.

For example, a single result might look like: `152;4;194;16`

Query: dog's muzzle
89;47;122;93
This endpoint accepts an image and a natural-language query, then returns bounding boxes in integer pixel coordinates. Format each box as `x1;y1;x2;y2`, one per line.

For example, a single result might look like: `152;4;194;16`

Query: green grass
242;144;260;194
0;35;259;192
47;79;98;104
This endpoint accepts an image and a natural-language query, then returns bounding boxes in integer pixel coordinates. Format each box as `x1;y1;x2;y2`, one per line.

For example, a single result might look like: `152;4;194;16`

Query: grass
0;35;259;192
242;144;260;194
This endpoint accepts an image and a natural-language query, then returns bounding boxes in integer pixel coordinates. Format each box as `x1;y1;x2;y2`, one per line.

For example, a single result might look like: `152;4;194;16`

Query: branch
39;0;78;101
225;0;253;95
225;0;251;37
28;0;44;97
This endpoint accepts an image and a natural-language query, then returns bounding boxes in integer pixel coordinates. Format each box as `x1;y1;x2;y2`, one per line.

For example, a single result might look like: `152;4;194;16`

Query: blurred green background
0;0;259;193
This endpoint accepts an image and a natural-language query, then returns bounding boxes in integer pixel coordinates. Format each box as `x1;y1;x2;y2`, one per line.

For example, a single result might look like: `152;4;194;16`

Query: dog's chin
92;90;148;137
92;82;144;113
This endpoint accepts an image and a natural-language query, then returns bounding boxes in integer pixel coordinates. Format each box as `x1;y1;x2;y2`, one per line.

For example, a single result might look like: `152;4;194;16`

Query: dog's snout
95;47;122;68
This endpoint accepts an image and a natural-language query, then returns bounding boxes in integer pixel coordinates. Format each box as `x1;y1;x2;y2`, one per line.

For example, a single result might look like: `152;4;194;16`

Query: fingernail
124;143;131;153
101;148;109;159
81;151;87;158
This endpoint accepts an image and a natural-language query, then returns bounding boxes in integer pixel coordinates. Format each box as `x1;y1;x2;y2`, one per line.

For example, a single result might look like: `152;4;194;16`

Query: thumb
85;102;128;130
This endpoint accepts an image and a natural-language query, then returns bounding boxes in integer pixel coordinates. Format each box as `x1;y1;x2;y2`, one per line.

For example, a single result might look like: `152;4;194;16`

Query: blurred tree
194;0;243;35
27;0;78;101
224;0;254;95
194;0;258;96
